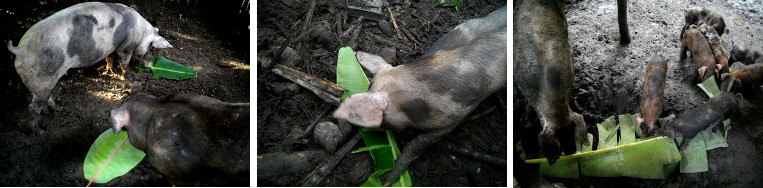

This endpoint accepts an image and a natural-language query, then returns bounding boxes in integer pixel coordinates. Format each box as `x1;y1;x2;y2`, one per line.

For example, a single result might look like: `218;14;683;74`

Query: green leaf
336;47;370;101
529;136;681;179
140;57;198;81
352;144;389;153
679;135;708;173
725;75;737;92
597;116;618;149
697;75;720;98
703;128;728;150
336;47;411;186
618;114;636;145
83;129;146;184
451;0;460;11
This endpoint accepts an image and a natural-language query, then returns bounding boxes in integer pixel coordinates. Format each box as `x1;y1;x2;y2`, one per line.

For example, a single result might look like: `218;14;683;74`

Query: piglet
514;0;589;165
636;54;668;136
680;26;717;83
332;6;506;186
110;93;249;186
659;92;740;149
7;2;173;134
680;7;727;40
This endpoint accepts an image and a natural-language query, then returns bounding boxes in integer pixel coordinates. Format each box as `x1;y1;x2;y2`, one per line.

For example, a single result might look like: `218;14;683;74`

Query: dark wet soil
514;0;763;187
0;0;249;186
257;0;507;186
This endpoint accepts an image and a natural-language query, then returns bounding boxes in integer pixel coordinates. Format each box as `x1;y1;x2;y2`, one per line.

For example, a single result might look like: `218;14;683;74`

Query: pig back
145;101;249;180
11;2;152;70
513;0;574;115
370;31;506;131
425;6;506;54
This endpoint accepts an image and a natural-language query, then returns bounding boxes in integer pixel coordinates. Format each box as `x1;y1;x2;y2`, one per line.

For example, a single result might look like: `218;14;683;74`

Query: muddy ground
514;0;763;187
0;0;249;186
257;0;507;186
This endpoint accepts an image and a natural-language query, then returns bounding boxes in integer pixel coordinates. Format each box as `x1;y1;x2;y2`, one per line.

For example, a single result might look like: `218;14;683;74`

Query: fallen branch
301;132;362;186
341;16;365;38
271;64;347;106
436;142;507;166
386;6;405;40
347;6;387;22
399;27;422;51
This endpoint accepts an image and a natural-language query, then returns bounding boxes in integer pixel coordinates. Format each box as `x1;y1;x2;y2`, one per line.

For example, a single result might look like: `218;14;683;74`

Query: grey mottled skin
514;0;589;165
111;93;249;186
7;2;172;134
659;92;739;149
333;6;506;186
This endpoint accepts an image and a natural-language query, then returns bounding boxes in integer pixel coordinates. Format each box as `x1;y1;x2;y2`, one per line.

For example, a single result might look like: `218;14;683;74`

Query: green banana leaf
335;46;412;187
529;114;681;179
678;136;708;173
83;129;145;184
697;75;720;98
528;136;681;179
138;56;197;81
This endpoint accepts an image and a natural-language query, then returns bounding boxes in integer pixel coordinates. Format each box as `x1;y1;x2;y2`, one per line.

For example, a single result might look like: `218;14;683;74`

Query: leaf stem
86;137;129;187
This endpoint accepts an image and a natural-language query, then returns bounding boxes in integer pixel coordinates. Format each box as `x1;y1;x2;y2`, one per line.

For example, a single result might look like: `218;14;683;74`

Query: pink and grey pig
7;2;173;134
333;6;506;186
111;93;249;186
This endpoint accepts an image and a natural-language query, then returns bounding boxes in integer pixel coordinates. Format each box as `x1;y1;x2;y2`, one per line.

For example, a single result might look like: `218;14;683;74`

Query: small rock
314;121;351;153
378;19;393;34
268;82;300;96
272;46;301;67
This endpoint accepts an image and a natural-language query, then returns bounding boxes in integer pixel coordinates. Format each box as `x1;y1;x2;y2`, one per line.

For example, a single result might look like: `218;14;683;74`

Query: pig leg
572;111;590;146
117;48;135;81
379;128;454;186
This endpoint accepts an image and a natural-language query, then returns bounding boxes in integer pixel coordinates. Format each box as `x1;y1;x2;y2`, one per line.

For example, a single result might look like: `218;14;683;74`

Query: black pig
659;92;739;149
110;93;249;186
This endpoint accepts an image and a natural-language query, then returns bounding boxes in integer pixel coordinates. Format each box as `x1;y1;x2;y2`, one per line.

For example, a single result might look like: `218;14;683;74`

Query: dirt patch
0;0;249;186
514;0;763;187
257;0;507;186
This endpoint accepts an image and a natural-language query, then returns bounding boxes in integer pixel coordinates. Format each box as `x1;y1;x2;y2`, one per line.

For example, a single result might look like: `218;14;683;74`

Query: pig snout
110;107;129;134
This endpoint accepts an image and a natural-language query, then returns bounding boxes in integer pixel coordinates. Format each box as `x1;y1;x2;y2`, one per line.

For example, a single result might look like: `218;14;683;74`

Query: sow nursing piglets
332;6;506;186
636;55;668;136
659;92;739;149
7;2;173;134
514;0;589;165
110;93;249;186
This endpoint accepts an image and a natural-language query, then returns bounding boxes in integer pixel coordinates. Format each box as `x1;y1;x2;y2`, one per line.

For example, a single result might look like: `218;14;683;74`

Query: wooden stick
271;64;347;106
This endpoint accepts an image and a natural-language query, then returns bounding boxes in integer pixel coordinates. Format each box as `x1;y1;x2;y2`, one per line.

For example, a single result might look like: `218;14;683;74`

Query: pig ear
151;35;173;48
356;51;392;74
332;92;389;128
